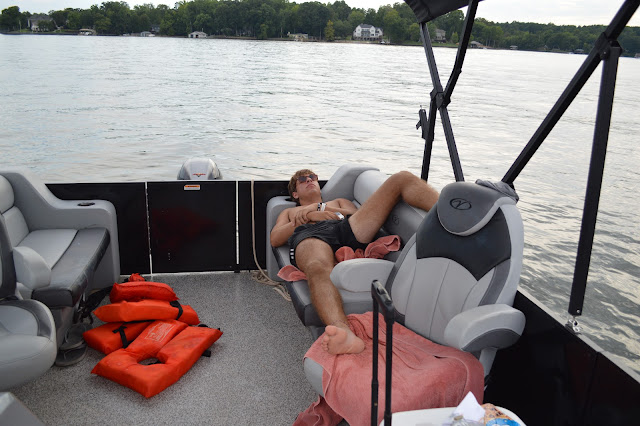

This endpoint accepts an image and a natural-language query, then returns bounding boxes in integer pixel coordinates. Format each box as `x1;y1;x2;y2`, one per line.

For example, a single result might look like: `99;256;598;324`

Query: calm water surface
1;35;639;374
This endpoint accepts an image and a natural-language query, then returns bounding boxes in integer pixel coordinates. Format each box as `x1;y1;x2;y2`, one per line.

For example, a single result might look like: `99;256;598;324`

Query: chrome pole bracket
566;316;582;334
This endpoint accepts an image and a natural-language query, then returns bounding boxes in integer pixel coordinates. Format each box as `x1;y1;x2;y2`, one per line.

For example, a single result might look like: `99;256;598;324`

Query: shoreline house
27;14;54;32
434;28;446;42
287;32;308;41
189;31;207;38
352;24;383;41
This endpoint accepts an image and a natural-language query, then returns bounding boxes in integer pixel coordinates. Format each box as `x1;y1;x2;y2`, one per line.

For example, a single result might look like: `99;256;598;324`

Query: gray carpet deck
11;272;319;425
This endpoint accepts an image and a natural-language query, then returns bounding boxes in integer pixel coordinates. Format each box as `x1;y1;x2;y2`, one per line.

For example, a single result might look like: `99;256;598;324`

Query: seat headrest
0;175;15;214
437;181;518;237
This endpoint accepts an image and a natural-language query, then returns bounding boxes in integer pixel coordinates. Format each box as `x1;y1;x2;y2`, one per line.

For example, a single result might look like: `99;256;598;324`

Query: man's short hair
288;169;315;205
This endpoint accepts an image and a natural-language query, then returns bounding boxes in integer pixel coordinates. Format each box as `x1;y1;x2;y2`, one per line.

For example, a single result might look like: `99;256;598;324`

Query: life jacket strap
112;320;153;348
169;300;183;319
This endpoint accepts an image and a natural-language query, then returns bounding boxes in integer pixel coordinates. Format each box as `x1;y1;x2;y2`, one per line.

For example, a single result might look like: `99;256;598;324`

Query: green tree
1;6;22;31
451;31;459;44
94;16;112;33
160;14;175;36
258;23;268;39
347;10;364;31
333;19;351;38
330;1;351;21
325;19;335;41
40;19;57;31
383;8;404;43
67;11;81;30
193;12;212;34
50;10;68;28
408;22;420;42
298;1;330;38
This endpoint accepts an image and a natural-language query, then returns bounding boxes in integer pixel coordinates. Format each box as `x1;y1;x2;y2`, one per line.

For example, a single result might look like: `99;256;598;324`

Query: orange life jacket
127;273;146;282
91;320;223;397
110;281;178;303
94;299;199;325
83;321;151;355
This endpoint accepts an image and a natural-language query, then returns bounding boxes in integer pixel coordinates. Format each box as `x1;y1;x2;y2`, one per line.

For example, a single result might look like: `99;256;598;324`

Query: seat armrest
330;259;394;292
13;246;51;290
443;304;525;352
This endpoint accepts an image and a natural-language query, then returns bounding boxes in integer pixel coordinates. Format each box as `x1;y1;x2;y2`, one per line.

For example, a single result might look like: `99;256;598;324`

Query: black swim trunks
287;217;368;267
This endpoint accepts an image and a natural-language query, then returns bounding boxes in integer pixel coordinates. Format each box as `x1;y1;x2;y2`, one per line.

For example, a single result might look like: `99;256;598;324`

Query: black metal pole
371;280;395;426
419;98;437;181
419;22;464;182
384;303;393;426
443;0;479;106
372;294;379;426
568;43;621;317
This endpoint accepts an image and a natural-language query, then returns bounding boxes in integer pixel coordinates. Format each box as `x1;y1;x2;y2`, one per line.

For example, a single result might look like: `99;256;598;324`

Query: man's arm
270;199;359;248
270;208;297;248
325;198;358;216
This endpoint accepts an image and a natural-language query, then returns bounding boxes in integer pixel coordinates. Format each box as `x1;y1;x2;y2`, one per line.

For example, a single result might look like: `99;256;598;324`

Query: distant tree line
1;1;639;55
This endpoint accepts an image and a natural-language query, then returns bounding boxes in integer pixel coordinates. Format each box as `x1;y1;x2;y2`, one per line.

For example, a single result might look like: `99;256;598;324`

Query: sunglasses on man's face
297;174;318;183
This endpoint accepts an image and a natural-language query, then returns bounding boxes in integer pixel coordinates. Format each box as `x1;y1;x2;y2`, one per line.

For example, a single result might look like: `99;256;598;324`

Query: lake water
1;34;639;374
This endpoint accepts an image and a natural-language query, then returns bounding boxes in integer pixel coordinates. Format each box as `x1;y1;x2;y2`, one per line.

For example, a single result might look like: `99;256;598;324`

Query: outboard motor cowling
177;158;222;180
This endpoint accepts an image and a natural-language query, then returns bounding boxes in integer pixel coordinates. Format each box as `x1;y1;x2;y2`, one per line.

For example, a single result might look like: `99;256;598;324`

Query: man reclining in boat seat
271;169;439;355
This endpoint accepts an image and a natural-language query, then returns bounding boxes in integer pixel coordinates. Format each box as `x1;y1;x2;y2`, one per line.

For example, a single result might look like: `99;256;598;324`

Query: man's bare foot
321;325;365;355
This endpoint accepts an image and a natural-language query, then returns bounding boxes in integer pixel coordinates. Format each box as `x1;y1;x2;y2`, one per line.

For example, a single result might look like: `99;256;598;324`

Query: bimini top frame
406;0;640;328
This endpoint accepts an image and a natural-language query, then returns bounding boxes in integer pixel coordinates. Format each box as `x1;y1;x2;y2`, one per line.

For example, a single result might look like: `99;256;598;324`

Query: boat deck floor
11;271;318;425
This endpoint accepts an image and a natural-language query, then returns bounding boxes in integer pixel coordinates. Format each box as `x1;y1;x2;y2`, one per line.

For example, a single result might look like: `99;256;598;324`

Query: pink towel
293;312;485;426
278;235;401;281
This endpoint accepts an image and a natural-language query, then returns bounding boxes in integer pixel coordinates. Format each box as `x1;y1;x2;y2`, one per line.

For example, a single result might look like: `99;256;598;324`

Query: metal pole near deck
371;280;395;426
568;42;622;319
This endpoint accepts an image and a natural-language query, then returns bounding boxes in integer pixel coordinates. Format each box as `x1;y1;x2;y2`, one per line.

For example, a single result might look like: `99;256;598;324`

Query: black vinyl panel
147;181;236;273
237;180;290;271
485;291;640;426
47;183;150;274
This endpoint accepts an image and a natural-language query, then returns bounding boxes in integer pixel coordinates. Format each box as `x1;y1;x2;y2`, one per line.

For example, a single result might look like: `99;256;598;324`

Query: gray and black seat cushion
304;180;526;395
0;171;119;347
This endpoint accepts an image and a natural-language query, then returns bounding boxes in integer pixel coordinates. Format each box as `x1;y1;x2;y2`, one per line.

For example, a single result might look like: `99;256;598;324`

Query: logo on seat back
450;198;472;210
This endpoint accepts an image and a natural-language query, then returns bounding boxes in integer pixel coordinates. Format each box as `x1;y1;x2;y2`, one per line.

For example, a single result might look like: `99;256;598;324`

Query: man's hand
293;203;319;226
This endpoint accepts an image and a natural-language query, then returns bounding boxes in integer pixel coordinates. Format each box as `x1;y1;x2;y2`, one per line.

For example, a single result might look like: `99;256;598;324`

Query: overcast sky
3;0;638;27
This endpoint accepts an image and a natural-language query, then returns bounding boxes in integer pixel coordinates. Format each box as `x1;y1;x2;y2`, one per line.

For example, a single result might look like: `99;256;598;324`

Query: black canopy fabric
404;0;478;23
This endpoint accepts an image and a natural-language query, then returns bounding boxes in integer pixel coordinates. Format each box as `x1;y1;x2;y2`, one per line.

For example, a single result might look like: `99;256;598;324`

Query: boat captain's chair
266;164;427;338
303;180;526;394
0;170;120;350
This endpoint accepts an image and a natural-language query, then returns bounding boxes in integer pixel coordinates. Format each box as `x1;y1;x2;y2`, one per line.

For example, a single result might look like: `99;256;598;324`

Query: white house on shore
189;31;207;38
27;14;54;32
352;24;383;41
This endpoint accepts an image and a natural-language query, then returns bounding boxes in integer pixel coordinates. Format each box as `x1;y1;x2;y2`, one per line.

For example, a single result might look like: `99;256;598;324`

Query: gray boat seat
304;180;526;396
266;164;427;337
1;214;57;390
0;170;120;347
0;300;57;391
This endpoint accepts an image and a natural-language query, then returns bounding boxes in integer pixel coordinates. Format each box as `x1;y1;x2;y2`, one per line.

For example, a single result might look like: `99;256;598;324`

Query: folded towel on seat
278;235;400;282
294;312;485;426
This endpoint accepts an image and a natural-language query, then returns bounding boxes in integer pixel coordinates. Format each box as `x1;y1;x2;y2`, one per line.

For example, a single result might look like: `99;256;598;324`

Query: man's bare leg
350;171;439;243
295;238;365;355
